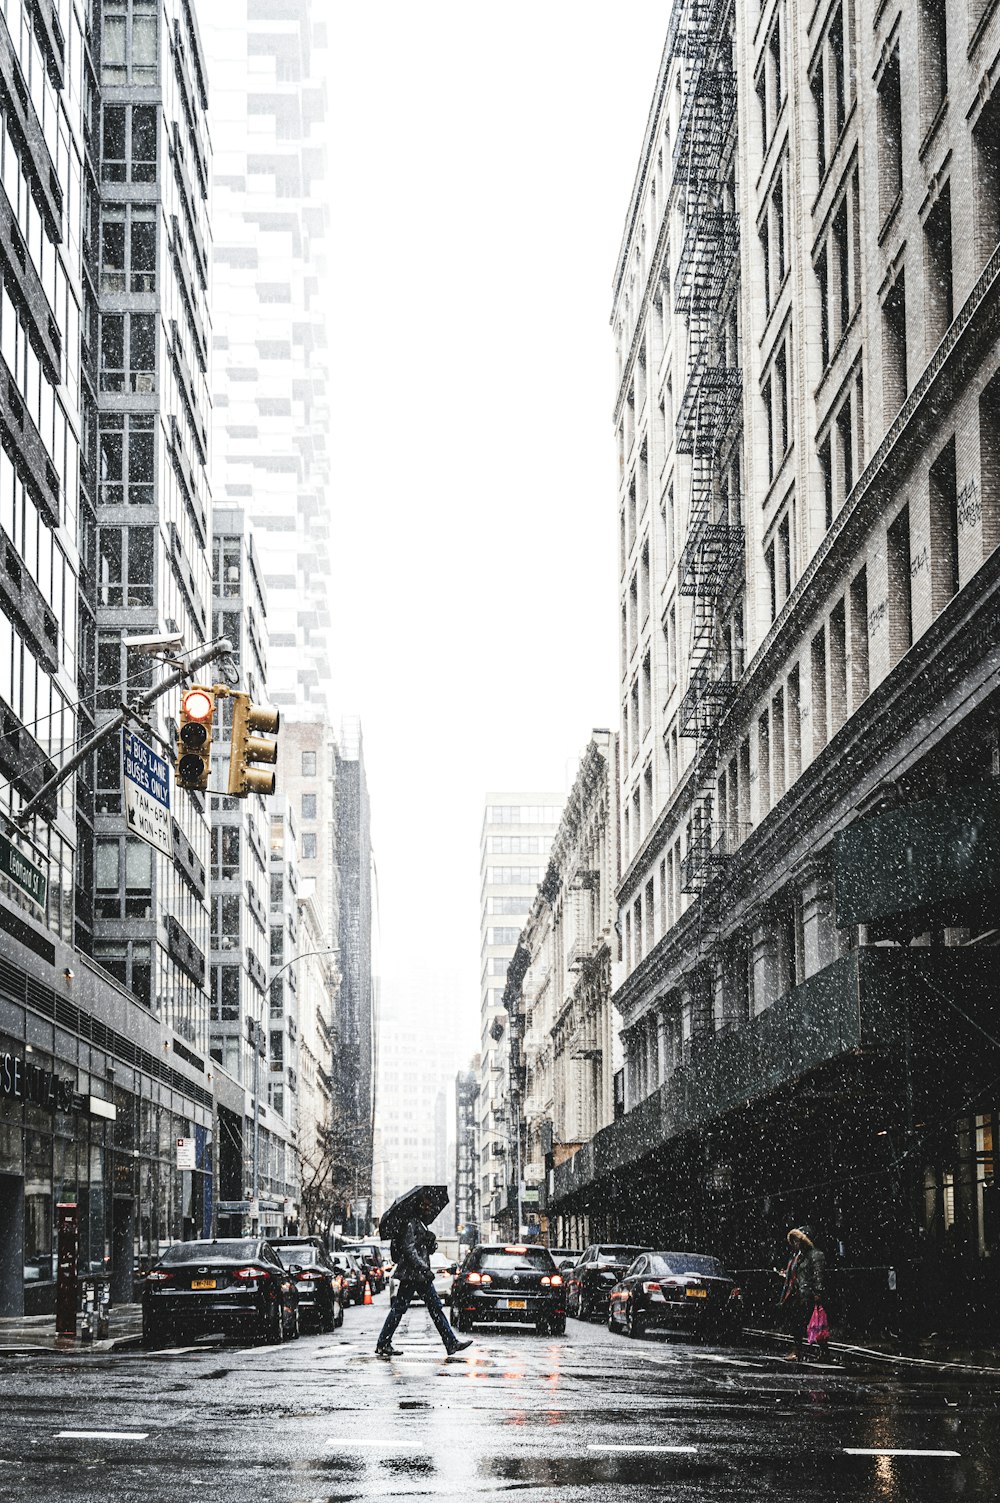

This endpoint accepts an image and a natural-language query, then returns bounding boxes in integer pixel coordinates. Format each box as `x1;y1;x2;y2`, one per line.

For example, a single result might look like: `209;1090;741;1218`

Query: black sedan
451;1244;566;1335
607;1250;743;1339
271;1236;343;1331
566;1243;650;1319
142;1238;299;1347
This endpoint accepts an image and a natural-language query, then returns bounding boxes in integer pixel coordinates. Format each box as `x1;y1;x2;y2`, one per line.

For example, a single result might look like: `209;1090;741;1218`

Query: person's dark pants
377;1277;458;1353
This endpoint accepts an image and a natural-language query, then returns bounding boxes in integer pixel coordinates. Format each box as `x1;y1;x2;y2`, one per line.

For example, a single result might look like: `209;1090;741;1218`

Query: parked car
389;1251;457;1307
271;1236;343;1331
341;1240;387;1293
332;1250;366;1304
142;1238;299;1347
451;1243;566;1335
566;1243;650;1320
607;1251;743;1339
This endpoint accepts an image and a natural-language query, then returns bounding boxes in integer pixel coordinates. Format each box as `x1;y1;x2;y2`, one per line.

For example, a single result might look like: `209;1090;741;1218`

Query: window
811;626;828;754
887;505;913;663
849;567;869;705
98;413;155;505
100;312;156;392
877;47;903;221
101;204;156;295
974;90;1000;271
980;373;1000;556
212;826;240;880
102;104;157;185
102;0;158;86
301;793;317;820
923;184;953;353
918;0;948;130
97;526;154;606
301;750;316;776
301;833;317;860
829;597;847;734
928;437;959;610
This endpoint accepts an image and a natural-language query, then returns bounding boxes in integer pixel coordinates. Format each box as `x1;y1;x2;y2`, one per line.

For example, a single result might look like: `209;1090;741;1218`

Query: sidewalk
0;1303;144;1355
746;1325;1000;1376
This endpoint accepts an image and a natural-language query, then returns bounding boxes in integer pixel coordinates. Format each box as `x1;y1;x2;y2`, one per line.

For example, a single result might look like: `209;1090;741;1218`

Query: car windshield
476;1248;555;1272
158;1240;257;1264
596;1246;645;1261
653;1253;726;1277
274;1245;321;1265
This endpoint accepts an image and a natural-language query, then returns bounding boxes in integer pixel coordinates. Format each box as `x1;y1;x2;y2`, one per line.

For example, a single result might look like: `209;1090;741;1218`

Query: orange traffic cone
363;1278;373;1305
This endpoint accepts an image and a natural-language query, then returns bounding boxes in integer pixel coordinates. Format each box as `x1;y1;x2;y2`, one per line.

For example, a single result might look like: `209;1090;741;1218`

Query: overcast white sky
326;4;670;1066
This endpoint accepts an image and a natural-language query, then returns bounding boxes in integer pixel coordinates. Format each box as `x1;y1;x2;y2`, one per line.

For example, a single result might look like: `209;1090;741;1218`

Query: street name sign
0;832;47;908
122;728;173;858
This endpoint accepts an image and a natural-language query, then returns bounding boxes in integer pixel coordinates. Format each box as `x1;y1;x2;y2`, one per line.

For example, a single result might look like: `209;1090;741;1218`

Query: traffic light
176;685;215;790
228;692;280;796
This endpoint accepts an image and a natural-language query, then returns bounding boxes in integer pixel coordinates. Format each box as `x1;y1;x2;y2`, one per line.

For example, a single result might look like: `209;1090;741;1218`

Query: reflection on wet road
1;1298;998;1501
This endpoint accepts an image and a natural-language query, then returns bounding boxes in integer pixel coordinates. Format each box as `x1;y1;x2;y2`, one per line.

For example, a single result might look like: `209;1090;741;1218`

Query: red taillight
643;1281;661;1294
467;1271;481;1284
481;1274;492;1285
233;1266;269;1281
729;1286;742;1299
297;1269;324;1281
550;1274;563;1287
146;1270;173;1283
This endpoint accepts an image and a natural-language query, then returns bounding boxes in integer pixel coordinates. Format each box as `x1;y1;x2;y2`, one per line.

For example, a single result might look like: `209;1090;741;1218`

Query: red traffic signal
176;685;216;791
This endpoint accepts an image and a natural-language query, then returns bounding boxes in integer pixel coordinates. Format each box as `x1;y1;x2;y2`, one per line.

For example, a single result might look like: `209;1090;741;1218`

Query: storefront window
24;1132;53;1284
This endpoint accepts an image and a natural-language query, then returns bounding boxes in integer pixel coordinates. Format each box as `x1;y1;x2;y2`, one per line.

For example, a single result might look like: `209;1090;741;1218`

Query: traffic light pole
14;636;234;828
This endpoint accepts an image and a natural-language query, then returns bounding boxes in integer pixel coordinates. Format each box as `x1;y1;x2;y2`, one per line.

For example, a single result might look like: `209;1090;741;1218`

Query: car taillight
643;1281;661;1294
467;1271;481;1284
233;1266;269;1281
540;1275;564;1287
481;1274;492;1284
298;1269;324;1280
729;1286;742;1299
146;1270;173;1283
550;1274;563;1287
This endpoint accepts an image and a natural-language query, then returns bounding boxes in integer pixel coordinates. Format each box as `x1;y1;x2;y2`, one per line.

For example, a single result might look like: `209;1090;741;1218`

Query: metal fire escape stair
671;0;744;901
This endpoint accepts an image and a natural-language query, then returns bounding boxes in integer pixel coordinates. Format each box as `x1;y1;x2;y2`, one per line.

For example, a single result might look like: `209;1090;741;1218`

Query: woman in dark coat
375;1194;472;1358
776;1225;829;1362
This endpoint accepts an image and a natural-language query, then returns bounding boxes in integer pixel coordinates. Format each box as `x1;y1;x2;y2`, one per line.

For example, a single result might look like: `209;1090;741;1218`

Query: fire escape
673;0;744;896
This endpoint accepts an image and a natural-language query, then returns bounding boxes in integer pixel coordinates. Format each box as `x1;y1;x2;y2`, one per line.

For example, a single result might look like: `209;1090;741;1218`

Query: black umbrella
378;1184;449;1241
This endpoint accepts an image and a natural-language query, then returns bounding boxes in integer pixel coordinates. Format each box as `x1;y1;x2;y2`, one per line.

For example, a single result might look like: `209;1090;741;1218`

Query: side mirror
288;1263;303;1278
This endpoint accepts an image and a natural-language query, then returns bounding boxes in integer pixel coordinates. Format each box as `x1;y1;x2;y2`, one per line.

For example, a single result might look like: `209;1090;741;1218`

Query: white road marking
325;1439;428;1451
589;1443;699;1455
56;1431;149;1441
844;1449;961;1458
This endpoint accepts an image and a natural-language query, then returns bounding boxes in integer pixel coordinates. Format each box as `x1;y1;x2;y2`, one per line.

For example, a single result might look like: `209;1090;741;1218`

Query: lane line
589;1443;699;1455
56;1431;149;1441
325;1439;428;1451
844;1449;961;1458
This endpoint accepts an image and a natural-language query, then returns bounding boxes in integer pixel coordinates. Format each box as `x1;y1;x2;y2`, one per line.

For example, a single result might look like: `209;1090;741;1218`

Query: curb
0;1332;144;1357
744;1326;1000;1377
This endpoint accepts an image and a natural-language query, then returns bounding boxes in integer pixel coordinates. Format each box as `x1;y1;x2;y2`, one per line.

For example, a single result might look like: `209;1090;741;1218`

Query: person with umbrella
375;1186;472;1358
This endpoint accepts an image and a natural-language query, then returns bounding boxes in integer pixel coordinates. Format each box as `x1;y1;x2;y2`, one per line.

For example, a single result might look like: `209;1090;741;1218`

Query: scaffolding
672;0;744;896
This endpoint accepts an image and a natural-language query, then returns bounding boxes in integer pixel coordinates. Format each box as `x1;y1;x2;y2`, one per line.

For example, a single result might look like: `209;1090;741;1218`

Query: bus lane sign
122;728;173;859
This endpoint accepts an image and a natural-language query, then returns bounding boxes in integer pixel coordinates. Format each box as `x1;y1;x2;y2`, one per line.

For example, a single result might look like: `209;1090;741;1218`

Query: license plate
686;1287;707;1299
191;1278;216;1290
499;1298;526;1310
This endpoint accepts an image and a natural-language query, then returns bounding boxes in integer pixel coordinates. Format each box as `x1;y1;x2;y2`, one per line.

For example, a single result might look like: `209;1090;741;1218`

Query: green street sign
0;832;47;908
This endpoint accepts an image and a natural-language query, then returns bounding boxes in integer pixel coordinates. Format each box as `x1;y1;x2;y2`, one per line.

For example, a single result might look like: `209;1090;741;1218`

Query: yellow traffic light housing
176;685;215;791
228;692;280;797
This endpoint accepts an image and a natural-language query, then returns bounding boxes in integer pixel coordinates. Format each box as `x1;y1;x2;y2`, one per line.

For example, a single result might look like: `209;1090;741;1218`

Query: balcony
553;946;999;1203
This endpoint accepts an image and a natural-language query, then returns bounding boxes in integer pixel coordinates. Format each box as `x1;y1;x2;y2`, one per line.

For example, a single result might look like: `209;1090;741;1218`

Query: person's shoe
446;1338;473;1356
375;1344;401;1358
783;1351;799;1362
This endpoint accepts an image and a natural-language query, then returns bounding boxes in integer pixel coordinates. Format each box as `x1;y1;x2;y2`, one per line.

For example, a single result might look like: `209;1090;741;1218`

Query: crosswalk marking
844;1448;960;1458
589;1443;699;1455
56;1431;149;1441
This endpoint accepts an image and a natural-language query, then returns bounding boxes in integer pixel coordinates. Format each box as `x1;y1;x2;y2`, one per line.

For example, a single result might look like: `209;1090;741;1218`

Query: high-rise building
1;0;219;1316
334;719;374;1225
478;794;563;1239
203;0;331;709
552;0;1000;1338
455;1065;480;1248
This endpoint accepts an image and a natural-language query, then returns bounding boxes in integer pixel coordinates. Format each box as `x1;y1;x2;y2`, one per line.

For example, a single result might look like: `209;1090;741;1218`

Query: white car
389;1252;457;1306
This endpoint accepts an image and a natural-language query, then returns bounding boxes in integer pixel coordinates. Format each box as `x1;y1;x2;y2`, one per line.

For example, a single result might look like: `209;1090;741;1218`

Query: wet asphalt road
1;1295;999;1502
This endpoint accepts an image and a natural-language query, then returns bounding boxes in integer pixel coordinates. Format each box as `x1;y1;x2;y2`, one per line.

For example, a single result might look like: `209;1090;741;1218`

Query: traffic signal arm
228;693;280;797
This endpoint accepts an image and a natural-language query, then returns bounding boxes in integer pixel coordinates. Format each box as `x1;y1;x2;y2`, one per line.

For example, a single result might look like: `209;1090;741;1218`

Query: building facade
504;734;620;1247
203;0;331;711
477;793;563;1240
455;1064;479;1247
552;0;1000;1340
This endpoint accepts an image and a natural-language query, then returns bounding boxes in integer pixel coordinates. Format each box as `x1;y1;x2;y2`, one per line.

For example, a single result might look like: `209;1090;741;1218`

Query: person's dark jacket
391;1217;437;1286
782;1245;825;1309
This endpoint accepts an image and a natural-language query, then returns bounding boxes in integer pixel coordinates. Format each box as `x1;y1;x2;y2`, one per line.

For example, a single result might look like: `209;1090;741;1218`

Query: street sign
0;831;47;908
122;728;173;858
176;1136;196;1170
